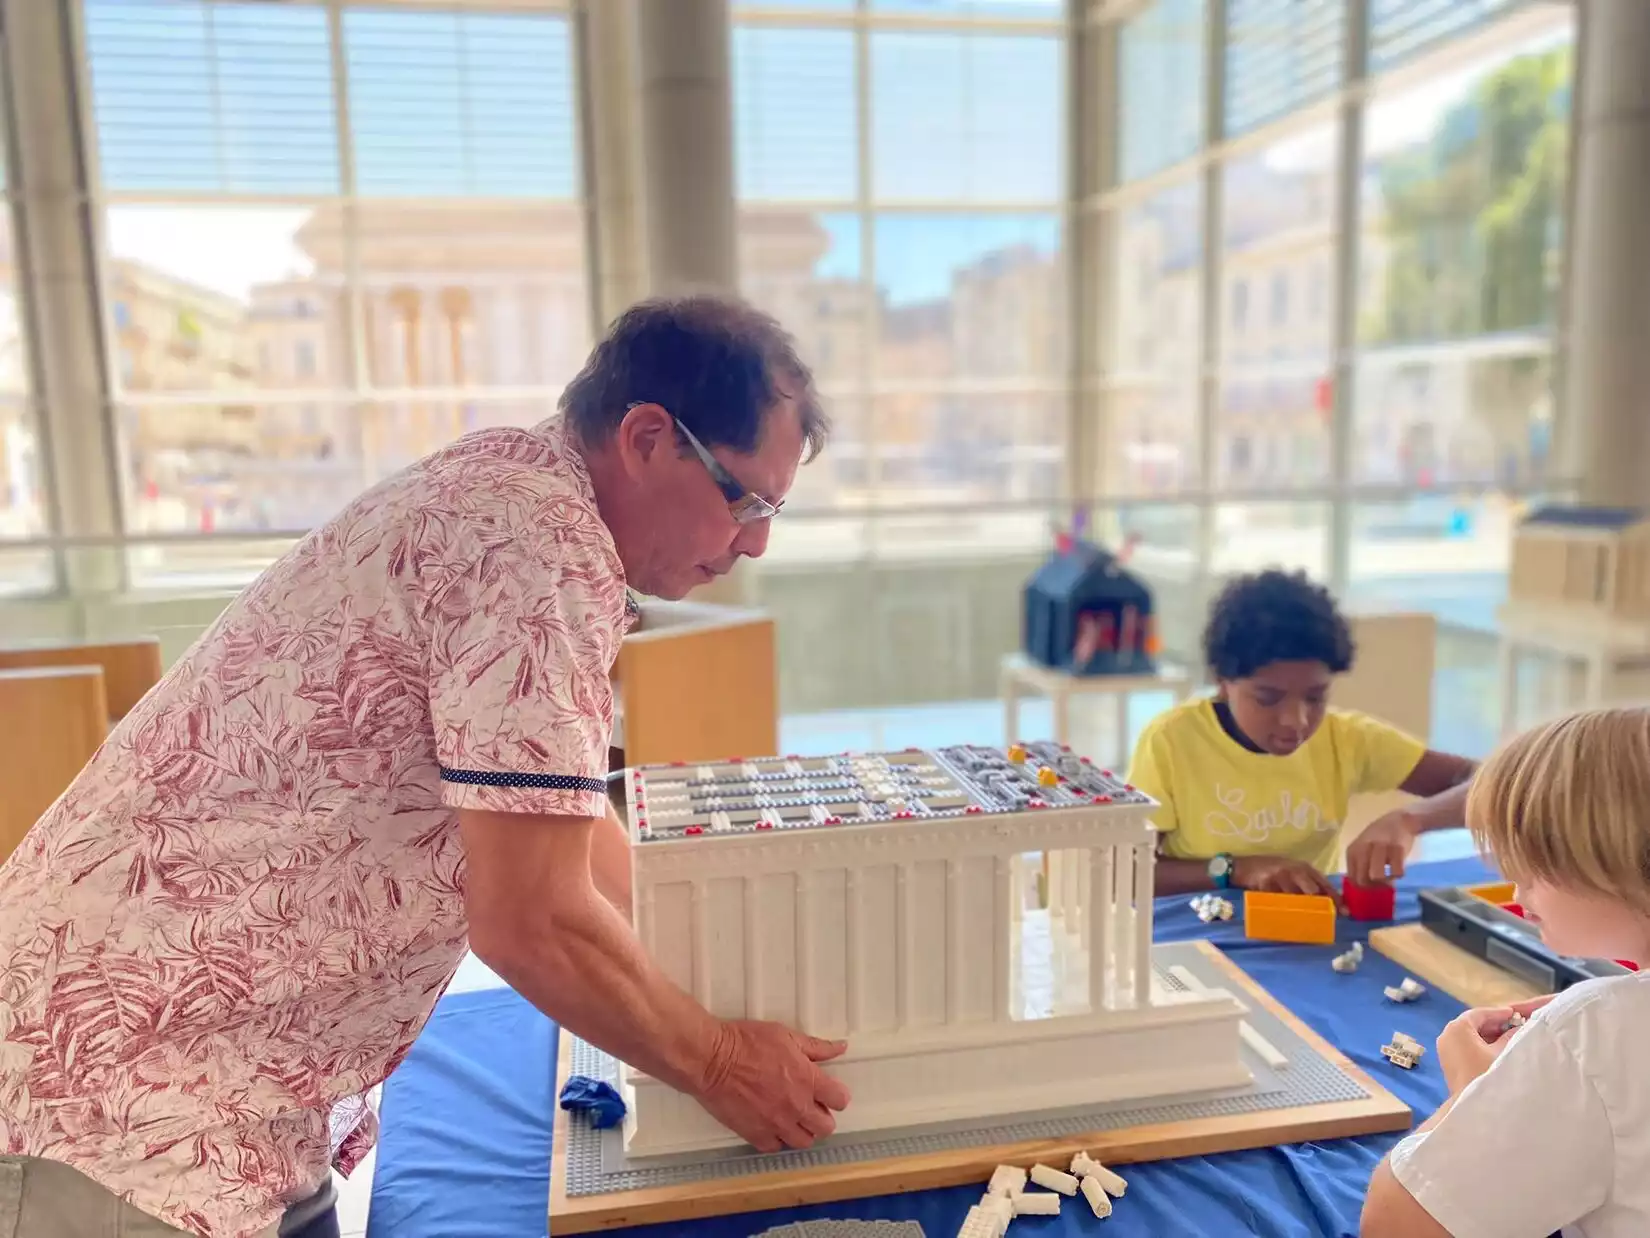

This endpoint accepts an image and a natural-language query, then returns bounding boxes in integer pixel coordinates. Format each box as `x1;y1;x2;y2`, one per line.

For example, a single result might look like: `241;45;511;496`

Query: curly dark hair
1202;568;1356;681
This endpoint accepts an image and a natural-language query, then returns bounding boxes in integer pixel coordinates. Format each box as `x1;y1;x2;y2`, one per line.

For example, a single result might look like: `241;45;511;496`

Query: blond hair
1466;706;1650;913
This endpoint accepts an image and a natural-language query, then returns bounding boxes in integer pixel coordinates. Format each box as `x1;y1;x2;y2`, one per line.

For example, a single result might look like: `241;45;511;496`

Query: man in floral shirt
0;297;845;1238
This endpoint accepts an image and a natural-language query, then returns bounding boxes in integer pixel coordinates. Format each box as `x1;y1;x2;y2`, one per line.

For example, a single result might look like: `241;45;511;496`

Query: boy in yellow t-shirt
1127;569;1479;897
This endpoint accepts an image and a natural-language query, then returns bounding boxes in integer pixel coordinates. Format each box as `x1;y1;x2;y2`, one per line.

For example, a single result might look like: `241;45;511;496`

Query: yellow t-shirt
1126;698;1426;873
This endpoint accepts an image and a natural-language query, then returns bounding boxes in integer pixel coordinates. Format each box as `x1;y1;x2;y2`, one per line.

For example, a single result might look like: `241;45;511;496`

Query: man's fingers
814;1070;852;1111
801;1035;847;1062
797;1102;837;1139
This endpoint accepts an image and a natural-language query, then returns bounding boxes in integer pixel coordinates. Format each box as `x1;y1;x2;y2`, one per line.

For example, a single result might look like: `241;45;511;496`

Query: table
1495;603;1650;737
366;855;1492;1238
999;652;1191;766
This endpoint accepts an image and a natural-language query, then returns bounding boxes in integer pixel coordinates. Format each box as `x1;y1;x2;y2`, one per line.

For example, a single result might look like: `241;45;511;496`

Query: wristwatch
1207;853;1233;889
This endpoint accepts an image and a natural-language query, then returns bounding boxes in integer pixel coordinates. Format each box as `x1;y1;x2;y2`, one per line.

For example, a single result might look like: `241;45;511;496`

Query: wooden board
1369;922;1547;1007
548;940;1412;1233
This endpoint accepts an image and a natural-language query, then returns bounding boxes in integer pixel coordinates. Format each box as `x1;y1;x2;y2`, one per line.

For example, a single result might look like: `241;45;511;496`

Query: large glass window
1096;0;1577;750
82;0;589;588
732;3;1066;549
0;93;50;596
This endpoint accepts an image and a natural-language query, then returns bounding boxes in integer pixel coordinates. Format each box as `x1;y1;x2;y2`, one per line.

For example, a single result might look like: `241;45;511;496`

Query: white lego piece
986;1164;1027;1198
957;1204;1004;1238
1240;1021;1289;1070
1399;977;1426;999
1012;1191;1060;1216
1381;1030;1425;1069
1389;1031;1423;1054
1331;942;1364;973
620;746;1250;1157
1080;1172;1113;1218
1502;1010;1528;1033
976;1192;1014;1231
710;810;733;833
1028;1162;1079;1195
1069;1152;1128;1198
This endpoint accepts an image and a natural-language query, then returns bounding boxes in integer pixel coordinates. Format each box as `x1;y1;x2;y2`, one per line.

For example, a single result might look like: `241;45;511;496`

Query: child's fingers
1508;993;1557;1016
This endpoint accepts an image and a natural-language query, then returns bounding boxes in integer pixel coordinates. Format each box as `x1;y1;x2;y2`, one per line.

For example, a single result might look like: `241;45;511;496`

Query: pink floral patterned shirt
0;416;629;1238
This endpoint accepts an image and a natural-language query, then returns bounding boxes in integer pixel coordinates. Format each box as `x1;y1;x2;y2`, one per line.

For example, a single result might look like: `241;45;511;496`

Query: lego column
1559;0;1650;506
1132;841;1155;1006
3;0;124;598
1086;845;1114;1012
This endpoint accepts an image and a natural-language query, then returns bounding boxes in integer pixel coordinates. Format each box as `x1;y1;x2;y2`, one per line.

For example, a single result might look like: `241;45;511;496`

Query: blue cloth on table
370;855;1492;1238
558;1074;626;1129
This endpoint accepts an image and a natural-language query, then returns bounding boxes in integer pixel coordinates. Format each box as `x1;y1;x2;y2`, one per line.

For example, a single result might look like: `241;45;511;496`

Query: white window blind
1370;0;1519;72
1224;0;1343;136
1118;0;1206;183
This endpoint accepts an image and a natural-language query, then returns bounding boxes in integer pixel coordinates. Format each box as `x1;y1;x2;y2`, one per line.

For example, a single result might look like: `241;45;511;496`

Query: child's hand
1436;996;1552;1094
1231;855;1337;898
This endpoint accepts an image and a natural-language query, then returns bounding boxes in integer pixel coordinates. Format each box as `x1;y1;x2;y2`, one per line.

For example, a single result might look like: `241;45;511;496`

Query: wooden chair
612;600;778;768
1336;609;1439;870
0;666;109;862
0;636;163;720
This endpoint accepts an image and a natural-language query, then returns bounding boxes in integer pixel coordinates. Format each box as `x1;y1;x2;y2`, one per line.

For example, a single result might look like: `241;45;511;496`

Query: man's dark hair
561;294;829;462
1202;568;1356;681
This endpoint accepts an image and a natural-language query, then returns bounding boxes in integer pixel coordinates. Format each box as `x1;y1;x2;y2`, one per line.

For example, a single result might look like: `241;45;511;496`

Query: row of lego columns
1047;842;1156;1012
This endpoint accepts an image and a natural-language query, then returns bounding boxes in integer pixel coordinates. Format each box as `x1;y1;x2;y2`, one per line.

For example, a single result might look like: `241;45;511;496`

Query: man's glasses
628;402;782;525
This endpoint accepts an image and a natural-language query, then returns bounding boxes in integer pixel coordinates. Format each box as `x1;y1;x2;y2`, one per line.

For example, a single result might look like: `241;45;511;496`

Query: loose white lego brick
1028;1162;1079;1195
986;1164;1027;1198
1012;1191;1060;1216
976;1192;1014;1231
956;1204;1003;1238
1383;985;1411;1003
1241;1021;1289;1070
1069;1150;1127;1197
1399;977;1426;999
1090;1163;1128;1198
1390;1031;1423;1055
1080;1172;1113;1218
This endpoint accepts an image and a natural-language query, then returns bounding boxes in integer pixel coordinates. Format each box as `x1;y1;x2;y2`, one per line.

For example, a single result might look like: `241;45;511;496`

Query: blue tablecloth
368;856;1493;1238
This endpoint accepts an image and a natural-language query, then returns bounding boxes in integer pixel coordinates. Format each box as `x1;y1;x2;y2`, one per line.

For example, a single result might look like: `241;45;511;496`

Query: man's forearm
477;884;720;1096
592;798;634;918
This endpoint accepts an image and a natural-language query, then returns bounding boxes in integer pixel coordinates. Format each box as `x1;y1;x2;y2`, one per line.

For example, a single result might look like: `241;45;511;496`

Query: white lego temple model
619;742;1249;1157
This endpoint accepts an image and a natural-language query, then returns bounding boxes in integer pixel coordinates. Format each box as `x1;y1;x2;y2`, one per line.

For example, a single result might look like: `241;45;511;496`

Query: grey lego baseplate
751;1223;926;1238
558;941;1372;1198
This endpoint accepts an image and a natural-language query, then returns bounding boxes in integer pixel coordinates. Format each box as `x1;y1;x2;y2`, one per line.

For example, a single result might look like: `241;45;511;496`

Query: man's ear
614;403;674;471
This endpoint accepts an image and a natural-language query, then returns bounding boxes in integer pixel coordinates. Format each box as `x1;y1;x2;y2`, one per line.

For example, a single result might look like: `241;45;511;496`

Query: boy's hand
1346;809;1424;886
1231;855;1337;898
1435;997;1549;1095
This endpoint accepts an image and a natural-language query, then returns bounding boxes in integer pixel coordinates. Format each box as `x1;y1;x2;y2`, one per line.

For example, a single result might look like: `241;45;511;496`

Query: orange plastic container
1243;891;1337;945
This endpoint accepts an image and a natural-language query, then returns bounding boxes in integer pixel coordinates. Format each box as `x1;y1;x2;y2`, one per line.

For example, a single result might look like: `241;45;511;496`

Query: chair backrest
0;636;163;720
0;665;109;863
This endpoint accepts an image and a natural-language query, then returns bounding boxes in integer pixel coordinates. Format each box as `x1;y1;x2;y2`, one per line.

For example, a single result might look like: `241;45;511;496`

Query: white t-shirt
1389;969;1650;1238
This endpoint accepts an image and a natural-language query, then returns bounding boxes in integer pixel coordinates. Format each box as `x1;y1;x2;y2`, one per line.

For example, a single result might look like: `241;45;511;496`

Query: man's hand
1346;808;1424;886
1231;854;1336;898
1436;994;1555;1095
693;1020;852;1153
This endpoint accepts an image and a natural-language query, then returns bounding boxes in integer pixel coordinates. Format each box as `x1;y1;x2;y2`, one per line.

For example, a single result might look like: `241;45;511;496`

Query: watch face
1208;855;1231;877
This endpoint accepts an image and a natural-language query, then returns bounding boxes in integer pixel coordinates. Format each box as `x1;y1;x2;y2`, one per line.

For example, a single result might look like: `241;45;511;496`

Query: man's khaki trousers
0;1156;335;1237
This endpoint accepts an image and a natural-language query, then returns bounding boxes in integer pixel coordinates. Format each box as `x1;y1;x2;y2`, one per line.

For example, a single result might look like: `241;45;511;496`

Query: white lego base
622;990;1247;1157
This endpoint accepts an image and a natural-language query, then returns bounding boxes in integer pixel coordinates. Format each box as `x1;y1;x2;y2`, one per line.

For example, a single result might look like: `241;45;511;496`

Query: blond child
1361;706;1650;1238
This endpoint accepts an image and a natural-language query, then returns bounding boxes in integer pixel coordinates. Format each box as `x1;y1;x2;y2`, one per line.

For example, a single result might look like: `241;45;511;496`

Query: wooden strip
548;940;1412;1233
1368;922;1547;1007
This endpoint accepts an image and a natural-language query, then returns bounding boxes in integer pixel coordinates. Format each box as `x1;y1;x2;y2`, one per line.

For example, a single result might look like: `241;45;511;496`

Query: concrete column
633;0;738;298
4;0;124;599
1560;0;1650;507
575;0;649;327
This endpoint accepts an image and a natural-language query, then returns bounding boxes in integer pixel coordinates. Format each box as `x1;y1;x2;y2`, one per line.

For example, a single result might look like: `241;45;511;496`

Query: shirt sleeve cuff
439;767;609;819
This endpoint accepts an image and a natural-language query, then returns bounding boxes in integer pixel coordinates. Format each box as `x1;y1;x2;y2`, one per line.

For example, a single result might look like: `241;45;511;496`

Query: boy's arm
1362;1022;1611;1238
1347;750;1477;885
